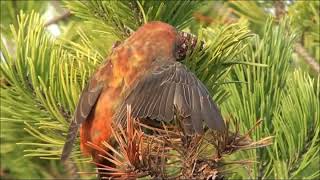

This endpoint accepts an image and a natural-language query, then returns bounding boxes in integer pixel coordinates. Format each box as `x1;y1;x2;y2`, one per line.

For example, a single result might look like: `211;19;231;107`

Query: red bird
61;21;225;173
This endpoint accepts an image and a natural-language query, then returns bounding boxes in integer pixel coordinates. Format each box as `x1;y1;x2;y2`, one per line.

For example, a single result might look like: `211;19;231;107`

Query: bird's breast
80;46;151;155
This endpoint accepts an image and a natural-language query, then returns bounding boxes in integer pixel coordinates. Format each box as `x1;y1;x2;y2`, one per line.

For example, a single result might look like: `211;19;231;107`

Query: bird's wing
114;60;225;134
61;80;103;161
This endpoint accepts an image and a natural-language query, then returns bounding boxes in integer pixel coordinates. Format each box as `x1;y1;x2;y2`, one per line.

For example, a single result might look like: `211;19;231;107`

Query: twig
294;43;320;74
44;11;72;27
274;0;320;74
274;0;286;21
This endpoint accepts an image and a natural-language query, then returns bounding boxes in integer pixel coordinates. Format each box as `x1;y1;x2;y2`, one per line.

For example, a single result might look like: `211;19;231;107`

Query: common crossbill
61;21;225;176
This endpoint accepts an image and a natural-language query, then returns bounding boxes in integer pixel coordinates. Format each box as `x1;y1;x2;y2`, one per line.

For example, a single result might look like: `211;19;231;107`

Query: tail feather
61;120;80;162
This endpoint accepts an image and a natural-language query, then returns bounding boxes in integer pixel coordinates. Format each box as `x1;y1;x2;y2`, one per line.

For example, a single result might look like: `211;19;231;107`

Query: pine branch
221;17;295;179
294;43;320;74
88;105;271;179
44;10;72;27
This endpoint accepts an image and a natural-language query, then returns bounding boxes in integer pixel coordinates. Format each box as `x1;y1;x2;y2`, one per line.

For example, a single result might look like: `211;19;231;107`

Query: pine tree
0;1;319;179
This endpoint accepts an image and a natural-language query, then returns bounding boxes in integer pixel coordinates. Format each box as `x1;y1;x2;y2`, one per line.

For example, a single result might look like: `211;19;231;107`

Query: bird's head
126;22;201;62
175;31;203;61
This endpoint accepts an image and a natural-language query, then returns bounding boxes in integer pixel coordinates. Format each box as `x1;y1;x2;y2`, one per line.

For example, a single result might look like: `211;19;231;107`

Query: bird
61;21;225;177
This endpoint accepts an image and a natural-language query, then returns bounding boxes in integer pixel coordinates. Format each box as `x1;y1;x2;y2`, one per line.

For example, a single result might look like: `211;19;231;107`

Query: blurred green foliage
0;0;48;37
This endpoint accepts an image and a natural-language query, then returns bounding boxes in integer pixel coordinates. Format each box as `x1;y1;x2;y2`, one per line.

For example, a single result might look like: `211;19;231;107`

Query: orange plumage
61;21;225;178
79;22;177;160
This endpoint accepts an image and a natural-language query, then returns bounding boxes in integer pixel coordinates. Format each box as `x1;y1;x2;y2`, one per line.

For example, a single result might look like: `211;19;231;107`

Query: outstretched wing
61;80;103;162
114;60;225;134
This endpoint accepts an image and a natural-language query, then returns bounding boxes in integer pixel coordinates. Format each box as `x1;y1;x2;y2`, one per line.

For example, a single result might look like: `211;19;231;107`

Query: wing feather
164;83;175;120
114;60;225;134
191;87;203;134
